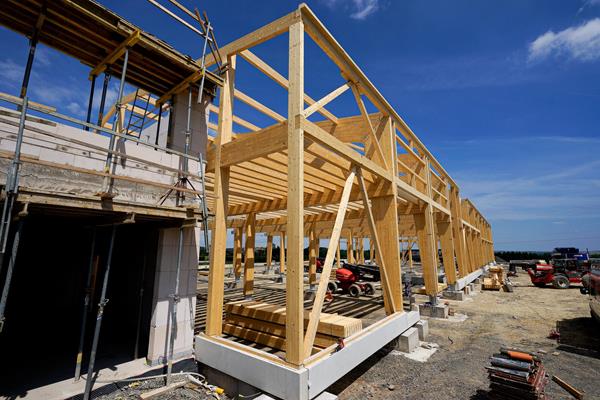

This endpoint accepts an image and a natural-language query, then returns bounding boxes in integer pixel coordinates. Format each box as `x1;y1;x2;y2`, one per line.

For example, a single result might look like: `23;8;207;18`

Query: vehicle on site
580;261;600;322
328;262;380;297
527;259;590;289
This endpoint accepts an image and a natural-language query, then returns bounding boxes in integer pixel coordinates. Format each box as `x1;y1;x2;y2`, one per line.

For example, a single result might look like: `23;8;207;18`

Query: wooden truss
202;4;494;367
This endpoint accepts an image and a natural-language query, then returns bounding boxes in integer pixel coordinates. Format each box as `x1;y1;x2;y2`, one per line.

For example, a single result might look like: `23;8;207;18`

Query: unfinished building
0;1;494;399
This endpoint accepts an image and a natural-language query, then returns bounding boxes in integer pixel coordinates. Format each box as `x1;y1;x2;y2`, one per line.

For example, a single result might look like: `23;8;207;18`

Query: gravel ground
329;272;600;400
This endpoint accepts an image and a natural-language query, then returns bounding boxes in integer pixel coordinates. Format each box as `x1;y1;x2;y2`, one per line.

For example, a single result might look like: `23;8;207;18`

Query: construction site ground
92;267;600;400
330;270;600;400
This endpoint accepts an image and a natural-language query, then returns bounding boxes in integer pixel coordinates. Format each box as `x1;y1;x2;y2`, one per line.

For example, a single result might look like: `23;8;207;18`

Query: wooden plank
205;54;236;336
89;29;141;78
279;231;286;273
205;122;287;171
243;212;256;296
266;234;273;268
233;227;243;279
356;170;395;314
303;82;349;118
225;314;337;348
303;168;356;359
437;220;457;285
225;302;362;338
349;82;388;170
203;10;301;67
286;19;305;366
239;49;339;124
308;223;317;286
234;89;286;122
300;118;393;184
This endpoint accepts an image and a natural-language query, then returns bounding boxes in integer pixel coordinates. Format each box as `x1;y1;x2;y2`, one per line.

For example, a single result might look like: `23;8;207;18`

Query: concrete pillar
167;91;209;157
147;227;199;365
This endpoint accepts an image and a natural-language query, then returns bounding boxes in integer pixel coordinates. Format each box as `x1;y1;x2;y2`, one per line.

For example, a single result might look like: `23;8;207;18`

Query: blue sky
1;0;599;251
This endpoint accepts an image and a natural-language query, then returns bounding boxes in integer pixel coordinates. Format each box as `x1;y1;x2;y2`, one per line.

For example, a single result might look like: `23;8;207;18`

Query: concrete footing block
468;283;476;292
419;303;449;319
397;327;419;353
463;285;471;295
442;290;465;301
416;320;429;341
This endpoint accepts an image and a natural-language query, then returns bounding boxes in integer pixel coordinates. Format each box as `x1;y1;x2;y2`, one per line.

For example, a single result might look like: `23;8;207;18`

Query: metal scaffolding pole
154;103;163;147
166;225;185;385
74;228;97;381
0;97;29;272
95;71;111;134
101;49;129;196
18;8;45;101
84;75;96;131
0;219;24;333
83;225;117;400
133;249;147;360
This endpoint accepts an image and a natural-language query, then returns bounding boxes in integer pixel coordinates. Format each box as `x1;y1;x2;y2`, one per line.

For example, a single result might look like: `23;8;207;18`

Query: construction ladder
125;89;152;138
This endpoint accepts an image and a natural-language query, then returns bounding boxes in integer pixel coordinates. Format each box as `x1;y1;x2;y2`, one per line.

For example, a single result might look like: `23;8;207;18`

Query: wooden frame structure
201;3;494;368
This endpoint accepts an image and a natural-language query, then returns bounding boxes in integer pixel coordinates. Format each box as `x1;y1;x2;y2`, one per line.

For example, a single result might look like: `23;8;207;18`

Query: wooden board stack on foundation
223;301;362;352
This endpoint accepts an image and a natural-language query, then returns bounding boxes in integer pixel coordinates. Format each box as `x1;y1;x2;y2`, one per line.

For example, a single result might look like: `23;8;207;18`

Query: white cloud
66;102;85;117
529;18;600;62
0;59;25;87
321;0;380;20
350;0;379;20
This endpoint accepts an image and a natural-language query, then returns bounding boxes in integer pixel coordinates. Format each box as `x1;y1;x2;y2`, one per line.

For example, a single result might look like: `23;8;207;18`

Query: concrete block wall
0;105;206;206
147;226;200;365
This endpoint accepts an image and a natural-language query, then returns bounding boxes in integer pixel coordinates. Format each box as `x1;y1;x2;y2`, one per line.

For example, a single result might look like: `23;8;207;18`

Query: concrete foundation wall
147;226;200;365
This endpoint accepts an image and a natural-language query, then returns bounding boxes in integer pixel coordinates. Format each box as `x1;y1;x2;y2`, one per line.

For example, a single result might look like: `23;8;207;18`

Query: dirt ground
329;270;600;400
97;267;599;400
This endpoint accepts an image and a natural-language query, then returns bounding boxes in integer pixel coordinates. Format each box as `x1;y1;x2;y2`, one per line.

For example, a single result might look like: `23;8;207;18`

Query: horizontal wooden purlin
300;118;392;183
89;29;141;78
206;122;287;171
203;10;301;68
315;113;383;143
227;178;394;217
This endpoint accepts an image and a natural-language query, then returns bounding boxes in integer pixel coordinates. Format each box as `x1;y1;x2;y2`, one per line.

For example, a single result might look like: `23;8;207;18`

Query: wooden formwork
199;3;495;367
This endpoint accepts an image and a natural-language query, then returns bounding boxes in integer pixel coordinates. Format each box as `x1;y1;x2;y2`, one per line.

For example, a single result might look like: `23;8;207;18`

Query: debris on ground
551;375;584;400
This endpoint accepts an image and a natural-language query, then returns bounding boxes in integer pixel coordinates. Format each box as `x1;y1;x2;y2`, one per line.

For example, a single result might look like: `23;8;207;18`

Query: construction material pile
483;266;505;290
486;347;548;399
223;300;362;353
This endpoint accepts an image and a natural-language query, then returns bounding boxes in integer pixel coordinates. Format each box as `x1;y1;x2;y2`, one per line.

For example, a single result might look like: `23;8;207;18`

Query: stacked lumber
486;348;548;399
483;266;505;290
223;301;362;352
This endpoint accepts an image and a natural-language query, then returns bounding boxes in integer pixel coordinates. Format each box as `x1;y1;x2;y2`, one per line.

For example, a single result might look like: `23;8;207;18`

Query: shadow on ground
556;316;600;359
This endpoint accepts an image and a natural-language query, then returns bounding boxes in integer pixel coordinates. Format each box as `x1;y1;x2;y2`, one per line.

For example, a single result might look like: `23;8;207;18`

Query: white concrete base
397;327;419;353
452;263;492;290
195;311;420;400
416;320;429;341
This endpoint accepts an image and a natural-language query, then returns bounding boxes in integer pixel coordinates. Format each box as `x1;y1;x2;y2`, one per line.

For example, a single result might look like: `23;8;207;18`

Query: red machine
527;259;590;289
328;264;377;297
